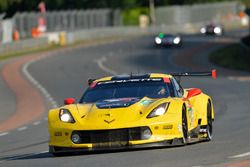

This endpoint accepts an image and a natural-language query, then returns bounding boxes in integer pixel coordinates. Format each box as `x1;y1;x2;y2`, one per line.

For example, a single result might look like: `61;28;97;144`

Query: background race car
200;23;224;35
154;33;182;47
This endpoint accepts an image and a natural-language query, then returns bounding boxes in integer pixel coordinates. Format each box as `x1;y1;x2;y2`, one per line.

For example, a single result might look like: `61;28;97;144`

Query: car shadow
0;144;190;161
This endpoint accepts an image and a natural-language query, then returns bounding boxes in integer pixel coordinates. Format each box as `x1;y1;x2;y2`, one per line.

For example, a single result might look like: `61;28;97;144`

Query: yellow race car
48;71;216;156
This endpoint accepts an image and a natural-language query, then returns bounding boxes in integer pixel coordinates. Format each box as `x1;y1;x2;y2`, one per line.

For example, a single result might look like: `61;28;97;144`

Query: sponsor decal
187;102;195;127
97;78;162;85
199;129;207;133
104;119;115;124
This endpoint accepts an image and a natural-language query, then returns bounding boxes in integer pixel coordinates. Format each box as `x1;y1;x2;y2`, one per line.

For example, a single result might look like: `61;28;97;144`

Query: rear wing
171;69;216;83
171;69;216;78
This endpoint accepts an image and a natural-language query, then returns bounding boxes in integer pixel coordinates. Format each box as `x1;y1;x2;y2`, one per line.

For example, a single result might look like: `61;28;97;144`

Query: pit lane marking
228;152;250;159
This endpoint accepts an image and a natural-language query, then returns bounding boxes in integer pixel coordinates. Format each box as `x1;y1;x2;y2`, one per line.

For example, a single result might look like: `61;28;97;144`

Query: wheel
181;105;188;144
205;101;213;141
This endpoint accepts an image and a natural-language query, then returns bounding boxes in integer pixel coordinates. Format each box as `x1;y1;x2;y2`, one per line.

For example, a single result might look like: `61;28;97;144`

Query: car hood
71;97;160;129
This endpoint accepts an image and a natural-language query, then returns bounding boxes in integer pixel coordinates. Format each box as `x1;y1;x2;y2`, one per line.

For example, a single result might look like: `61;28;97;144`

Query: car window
171;78;184;97
80;81;171;103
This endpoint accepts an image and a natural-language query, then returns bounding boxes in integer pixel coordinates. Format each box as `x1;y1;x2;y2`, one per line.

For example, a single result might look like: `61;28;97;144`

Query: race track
1;32;250;167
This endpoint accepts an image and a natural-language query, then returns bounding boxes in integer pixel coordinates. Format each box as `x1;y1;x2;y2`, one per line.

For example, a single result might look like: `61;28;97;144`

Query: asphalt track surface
1;32;250;167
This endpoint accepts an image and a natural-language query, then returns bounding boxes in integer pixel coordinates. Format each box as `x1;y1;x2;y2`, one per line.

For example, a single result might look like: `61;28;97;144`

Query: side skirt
187;125;208;144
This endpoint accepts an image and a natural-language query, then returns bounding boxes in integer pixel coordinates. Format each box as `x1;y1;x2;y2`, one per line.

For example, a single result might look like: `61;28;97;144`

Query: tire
205;101;213;141
182;105;188;144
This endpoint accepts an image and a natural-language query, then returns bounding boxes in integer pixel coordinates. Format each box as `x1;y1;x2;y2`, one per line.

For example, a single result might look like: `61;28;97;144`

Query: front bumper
49;124;184;154
48;118;184;153
49;137;184;154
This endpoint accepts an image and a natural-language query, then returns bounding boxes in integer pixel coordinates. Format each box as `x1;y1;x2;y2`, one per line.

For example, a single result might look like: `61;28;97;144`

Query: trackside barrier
0;22;246;56
64;24;208;45
64;20;244;45
0;37;48;56
0;25;196;56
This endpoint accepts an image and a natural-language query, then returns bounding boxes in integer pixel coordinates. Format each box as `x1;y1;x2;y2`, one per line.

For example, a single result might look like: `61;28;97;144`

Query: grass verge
0;45;60;62
209;43;250;72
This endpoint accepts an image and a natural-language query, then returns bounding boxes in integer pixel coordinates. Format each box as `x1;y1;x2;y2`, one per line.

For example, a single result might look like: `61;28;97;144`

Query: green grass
0;45;60;62
209;44;250;71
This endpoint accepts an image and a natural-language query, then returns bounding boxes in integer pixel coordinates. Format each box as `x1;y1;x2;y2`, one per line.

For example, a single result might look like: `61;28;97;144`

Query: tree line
0;0;248;18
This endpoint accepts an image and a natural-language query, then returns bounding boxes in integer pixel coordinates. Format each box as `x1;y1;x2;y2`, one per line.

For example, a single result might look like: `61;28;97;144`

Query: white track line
228;76;250;82
96;56;117;75
1;40;125;136
228;152;250;159
0;132;9;136
17;126;27;131
33;121;41;126
22;56;58;109
0;54;57;136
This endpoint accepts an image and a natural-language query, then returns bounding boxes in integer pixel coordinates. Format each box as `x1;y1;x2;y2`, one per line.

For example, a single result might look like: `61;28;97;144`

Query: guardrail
0;24;199;56
240;35;250;58
0;21;247;57
64;23;209;44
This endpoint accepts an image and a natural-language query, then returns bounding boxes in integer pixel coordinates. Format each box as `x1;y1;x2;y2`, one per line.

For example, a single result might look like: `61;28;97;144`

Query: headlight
155;37;162;44
200;27;206;34
214;27;221;34
147;103;169;118
173;37;181;44
59;109;75;123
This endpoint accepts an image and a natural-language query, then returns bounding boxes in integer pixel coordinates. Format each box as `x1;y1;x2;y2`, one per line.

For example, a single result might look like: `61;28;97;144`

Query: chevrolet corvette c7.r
48;71;216;156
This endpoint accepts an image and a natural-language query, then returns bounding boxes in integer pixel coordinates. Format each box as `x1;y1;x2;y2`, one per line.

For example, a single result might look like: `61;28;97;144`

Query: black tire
182;105;188;144
205;101;213;141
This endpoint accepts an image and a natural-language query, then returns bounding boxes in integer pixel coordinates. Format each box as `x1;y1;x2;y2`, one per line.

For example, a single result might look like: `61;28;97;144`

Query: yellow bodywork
48;73;214;150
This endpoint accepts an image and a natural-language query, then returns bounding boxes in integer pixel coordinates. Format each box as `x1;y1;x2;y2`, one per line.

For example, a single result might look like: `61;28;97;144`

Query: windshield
163;34;174;38
80;81;171;103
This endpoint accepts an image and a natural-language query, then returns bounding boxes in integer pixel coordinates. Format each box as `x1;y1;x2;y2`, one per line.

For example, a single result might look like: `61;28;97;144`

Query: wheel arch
197;94;214;126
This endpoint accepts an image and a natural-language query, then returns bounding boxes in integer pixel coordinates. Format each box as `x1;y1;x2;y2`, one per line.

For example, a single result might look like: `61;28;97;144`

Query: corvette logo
104;119;115;124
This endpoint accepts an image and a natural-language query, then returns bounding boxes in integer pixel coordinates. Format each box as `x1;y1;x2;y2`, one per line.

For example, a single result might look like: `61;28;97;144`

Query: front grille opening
72;127;150;144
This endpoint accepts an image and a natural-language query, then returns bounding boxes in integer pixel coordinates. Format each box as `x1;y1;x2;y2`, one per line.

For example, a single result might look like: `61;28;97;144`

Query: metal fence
13;9;122;38
0;1;245;45
155;1;240;26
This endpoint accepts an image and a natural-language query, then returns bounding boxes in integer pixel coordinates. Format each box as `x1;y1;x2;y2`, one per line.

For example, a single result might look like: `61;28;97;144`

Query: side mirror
186;88;202;99
64;98;75;105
